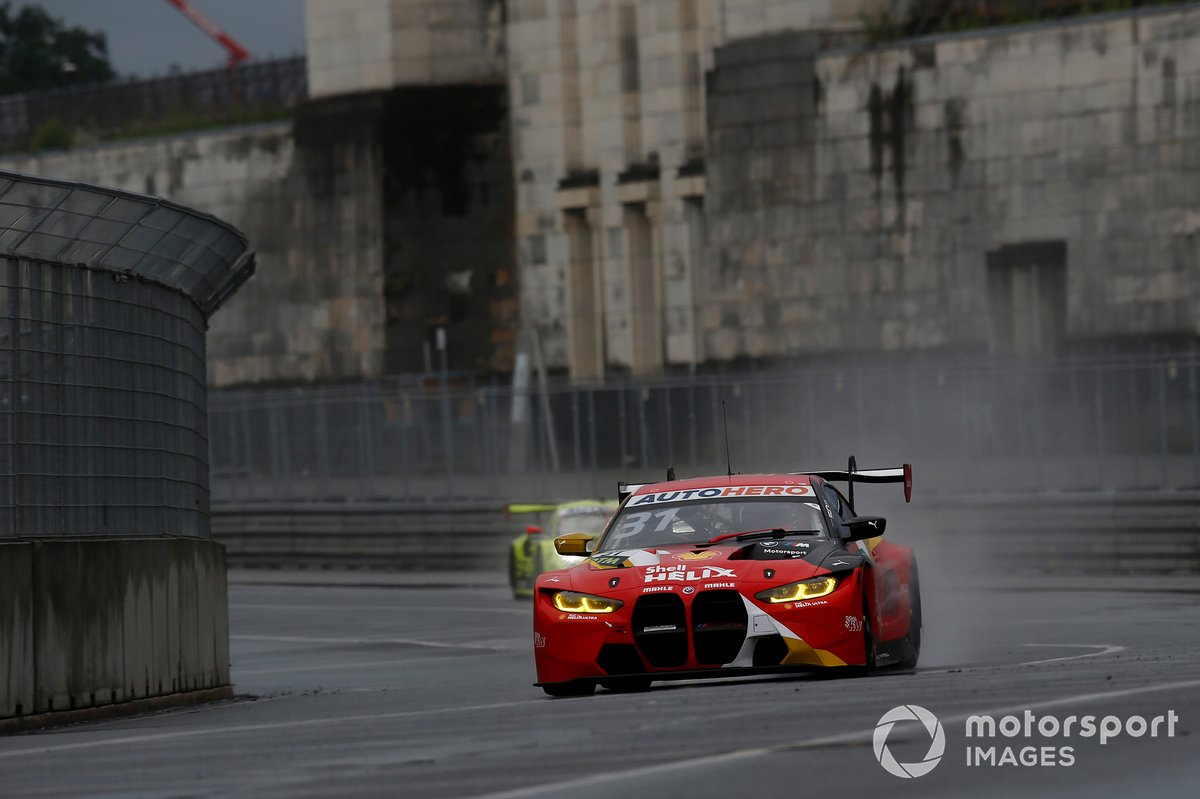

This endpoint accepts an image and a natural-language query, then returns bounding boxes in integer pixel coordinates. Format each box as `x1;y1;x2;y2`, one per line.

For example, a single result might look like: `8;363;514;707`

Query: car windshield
597;496;828;550
557;510;610;536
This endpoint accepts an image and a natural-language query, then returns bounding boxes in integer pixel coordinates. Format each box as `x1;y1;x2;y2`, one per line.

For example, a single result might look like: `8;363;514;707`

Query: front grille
691;590;748;665
632;594;688;667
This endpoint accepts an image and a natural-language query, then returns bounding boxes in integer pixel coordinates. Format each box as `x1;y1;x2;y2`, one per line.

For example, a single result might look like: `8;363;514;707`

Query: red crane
161;0;251;68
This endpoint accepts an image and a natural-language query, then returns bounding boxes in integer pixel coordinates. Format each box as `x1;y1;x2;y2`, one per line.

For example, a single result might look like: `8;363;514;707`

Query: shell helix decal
643;564;737;583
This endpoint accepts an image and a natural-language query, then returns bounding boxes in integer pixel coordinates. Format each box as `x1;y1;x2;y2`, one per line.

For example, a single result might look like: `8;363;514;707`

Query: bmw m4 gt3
532;462;920;696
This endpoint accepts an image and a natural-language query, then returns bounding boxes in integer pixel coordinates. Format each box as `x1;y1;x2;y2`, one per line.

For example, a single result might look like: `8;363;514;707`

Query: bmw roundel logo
682;586;696;594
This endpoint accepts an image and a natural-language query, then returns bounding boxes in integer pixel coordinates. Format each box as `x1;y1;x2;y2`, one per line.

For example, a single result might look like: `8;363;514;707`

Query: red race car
533;460;920;696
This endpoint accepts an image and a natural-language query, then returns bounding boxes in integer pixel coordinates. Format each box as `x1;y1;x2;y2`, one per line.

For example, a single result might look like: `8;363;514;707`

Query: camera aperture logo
873;705;946;778
874;706;1181;776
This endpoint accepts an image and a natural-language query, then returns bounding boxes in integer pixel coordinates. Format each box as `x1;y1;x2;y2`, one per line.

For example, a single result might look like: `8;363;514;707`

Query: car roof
631;473;816;495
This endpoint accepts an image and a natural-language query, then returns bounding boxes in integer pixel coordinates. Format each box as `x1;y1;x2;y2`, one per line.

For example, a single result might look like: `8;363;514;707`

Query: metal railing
210;352;1200;506
0;56;306;150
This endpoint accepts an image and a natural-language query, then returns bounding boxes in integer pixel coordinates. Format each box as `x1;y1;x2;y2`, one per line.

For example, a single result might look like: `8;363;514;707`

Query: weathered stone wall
0;124;386;386
0;96;517;384
796;10;1200;355
507;0;895;378
510;3;1200;376
305;0;506;98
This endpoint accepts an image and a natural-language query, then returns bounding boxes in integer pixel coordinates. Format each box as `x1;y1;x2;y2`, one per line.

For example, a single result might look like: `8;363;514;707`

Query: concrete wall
1;95;517;384
305;0;506;98
0;538;229;720
0;543;33;718
800;10;1200;354
0;124;385;387
509;3;1200;377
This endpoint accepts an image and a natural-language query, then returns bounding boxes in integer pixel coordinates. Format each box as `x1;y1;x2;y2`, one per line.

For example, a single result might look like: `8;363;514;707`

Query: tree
0;2;114;95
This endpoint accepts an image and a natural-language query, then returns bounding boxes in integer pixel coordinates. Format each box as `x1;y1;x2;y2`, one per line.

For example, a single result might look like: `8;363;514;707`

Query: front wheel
850;585;877;677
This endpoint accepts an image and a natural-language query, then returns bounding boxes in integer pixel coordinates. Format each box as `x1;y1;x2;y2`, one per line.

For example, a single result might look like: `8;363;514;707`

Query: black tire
542;681;596;697
897;558;922;669
600;678;652;693
850;584;877;677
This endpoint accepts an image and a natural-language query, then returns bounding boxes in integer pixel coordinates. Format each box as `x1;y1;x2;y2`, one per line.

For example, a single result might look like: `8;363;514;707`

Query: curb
0;686;234;735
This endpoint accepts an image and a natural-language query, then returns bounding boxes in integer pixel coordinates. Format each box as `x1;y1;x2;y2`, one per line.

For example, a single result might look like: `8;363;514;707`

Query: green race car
507;500;617;598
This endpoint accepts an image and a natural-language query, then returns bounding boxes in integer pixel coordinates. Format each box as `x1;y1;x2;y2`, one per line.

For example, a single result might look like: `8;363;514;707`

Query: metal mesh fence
210;352;1200;506
0;255;209;537
0;170;254;539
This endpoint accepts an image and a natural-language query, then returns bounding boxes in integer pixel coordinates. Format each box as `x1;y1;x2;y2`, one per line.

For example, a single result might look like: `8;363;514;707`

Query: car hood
541;539;862;596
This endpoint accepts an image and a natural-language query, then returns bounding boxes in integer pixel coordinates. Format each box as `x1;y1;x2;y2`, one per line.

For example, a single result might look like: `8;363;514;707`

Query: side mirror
554;533;594;556
845;516;886;541
525;525;542;535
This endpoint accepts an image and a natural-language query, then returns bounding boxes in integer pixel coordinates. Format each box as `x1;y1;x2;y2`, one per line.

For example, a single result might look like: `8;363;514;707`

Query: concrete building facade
5;2;1198;387
508;1;1200;380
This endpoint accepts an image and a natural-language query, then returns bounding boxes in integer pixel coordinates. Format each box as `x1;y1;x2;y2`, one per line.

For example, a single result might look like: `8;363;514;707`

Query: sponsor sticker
643;564;736;583
533;631;547;648
845;615;863;632
642;585;676;593
565;614;599;620
629;485;812;506
703;582;736;589
590;554;630;569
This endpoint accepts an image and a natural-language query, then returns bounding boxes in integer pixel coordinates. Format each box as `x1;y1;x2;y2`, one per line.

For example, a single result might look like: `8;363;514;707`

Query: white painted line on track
229;634;509;651
461;677;1200;799
233;651;492;677
1019;643;1126;666
0;700;549;760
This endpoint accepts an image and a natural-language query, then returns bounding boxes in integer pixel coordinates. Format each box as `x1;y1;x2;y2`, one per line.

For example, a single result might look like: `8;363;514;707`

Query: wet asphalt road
1;570;1198;799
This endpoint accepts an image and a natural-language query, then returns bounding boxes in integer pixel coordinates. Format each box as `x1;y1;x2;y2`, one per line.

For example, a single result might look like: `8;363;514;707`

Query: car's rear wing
797;457;912;510
616;483;646;504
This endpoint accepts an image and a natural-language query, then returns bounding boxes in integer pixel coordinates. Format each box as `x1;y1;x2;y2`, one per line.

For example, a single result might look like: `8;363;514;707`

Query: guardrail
213;501;512;570
920;489;1200;574
212;489;1200;574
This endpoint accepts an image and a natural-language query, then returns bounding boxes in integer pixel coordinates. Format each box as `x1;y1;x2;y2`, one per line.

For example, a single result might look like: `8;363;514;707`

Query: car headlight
551;591;623;613
755;576;838;604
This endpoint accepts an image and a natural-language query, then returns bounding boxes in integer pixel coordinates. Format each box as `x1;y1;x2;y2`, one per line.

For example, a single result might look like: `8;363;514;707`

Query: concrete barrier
212;490;1200;574
0;543;32;718
0;537;230;723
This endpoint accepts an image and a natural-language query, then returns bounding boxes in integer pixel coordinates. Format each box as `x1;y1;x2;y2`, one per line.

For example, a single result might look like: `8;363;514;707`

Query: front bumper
533;575;868;686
